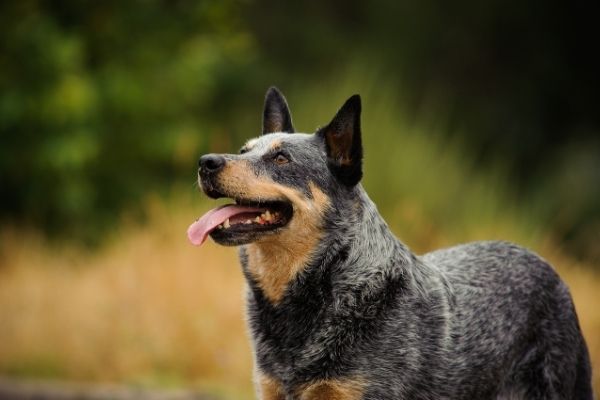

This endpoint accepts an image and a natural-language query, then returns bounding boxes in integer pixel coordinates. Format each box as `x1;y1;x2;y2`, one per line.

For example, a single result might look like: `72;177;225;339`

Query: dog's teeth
244;219;252;224
224;219;230;229
217;224;223;229
255;216;261;223
265;210;272;221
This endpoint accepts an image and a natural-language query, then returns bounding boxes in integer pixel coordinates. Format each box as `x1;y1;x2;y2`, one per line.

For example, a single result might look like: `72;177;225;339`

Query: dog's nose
199;154;226;173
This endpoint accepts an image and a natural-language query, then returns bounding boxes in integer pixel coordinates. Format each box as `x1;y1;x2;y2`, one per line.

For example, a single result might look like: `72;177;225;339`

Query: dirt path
0;379;214;400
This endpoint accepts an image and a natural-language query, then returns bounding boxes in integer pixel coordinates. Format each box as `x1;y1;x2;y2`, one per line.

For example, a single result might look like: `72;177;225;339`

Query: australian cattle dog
188;87;593;399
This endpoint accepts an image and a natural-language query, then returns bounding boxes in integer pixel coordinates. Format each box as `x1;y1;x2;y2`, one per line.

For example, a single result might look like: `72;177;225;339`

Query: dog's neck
350;187;411;262
328;187;414;289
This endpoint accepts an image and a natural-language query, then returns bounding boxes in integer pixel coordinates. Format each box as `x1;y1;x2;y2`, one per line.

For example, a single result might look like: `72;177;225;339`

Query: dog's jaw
188;201;293;246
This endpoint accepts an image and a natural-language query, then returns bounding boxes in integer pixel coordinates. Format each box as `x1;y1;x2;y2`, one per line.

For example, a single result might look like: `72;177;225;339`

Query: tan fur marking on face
219;160;331;302
269;139;282;150
257;373;286;400
246;182;330;303
309;181;329;213
296;378;366;400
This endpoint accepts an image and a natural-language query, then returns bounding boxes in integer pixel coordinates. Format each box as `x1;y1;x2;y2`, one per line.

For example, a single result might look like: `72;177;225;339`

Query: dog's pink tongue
187;204;263;246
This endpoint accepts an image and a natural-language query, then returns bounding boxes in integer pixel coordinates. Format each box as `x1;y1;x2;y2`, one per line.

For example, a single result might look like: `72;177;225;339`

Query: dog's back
421;241;593;399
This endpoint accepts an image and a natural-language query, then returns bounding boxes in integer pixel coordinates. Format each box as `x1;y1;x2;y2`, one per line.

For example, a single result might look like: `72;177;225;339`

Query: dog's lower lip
205;188;225;199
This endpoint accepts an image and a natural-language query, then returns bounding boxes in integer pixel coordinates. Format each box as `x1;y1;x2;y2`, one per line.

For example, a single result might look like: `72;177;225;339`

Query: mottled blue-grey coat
197;87;593;399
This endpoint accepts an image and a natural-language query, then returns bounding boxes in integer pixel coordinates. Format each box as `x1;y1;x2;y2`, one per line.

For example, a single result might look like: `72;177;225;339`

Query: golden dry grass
0;197;254;399
0;195;598;398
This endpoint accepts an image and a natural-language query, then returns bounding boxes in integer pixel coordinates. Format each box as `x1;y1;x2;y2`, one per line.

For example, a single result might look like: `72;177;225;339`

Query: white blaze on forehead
244;138;259;150
242;132;314;155
242;137;274;154
245;132;314;152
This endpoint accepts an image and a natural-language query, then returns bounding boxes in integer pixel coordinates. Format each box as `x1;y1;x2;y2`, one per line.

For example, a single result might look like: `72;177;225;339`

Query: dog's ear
318;95;363;186
262;86;295;134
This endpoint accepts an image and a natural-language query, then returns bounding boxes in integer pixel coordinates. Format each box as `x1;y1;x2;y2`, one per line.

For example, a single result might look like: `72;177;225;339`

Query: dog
188;87;593;399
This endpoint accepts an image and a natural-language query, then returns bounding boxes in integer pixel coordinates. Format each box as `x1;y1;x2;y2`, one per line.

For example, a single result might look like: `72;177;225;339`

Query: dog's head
188;87;363;247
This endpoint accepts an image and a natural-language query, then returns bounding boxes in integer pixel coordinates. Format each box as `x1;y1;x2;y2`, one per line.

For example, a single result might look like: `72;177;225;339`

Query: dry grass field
0;194;598;399
0;197;254;399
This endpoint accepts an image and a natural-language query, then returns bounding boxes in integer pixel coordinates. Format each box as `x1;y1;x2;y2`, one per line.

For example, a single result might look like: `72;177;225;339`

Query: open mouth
187;199;293;246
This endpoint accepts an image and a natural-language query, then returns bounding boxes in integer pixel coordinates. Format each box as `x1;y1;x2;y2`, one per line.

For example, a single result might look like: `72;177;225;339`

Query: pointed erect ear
317;94;363;186
262;86;295;134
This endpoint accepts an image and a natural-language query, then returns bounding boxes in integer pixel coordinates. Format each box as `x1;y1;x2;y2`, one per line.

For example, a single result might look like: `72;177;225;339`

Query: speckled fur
199;88;593;399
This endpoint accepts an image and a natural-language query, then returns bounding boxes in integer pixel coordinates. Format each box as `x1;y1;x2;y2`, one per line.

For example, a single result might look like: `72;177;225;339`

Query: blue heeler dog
188;87;593;399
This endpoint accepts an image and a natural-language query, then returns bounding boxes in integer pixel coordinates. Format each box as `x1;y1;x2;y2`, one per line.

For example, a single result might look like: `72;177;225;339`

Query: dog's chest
245;282;363;381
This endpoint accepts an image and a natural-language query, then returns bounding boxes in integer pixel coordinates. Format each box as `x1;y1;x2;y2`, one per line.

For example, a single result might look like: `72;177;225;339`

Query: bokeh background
1;1;599;398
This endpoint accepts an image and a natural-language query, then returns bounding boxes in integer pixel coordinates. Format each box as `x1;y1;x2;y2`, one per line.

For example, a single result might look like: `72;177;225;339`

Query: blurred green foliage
0;1;259;242
0;0;598;259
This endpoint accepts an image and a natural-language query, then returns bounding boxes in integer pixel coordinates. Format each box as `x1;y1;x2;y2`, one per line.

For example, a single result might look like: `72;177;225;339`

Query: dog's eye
273;153;289;165
239;147;248;154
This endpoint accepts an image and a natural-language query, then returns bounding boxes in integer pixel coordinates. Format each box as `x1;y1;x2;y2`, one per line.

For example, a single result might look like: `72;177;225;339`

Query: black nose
199;154;226;173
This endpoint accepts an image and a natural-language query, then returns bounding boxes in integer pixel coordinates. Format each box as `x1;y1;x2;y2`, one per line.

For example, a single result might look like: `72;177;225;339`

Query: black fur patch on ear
317;95;363;186
262;86;295;134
